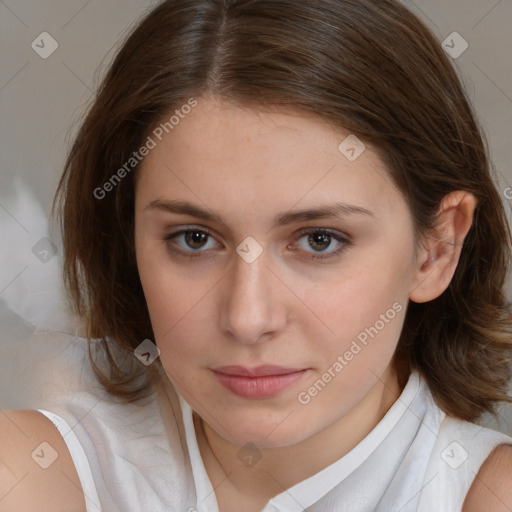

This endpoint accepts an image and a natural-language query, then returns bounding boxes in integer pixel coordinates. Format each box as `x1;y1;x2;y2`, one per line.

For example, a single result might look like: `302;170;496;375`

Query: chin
215;410;317;449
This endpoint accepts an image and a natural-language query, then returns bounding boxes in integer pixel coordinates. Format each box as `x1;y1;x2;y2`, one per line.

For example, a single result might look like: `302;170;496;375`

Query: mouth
211;365;309;399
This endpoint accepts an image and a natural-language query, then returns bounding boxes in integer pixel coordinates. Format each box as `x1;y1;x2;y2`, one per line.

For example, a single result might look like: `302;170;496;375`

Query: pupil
186;231;207;249
309;233;330;251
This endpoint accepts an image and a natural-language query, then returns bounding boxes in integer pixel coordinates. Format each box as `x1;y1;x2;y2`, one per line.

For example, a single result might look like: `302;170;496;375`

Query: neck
196;364;406;505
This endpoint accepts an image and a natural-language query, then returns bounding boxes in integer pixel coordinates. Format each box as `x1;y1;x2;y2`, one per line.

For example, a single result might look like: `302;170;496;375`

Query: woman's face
134;95;421;448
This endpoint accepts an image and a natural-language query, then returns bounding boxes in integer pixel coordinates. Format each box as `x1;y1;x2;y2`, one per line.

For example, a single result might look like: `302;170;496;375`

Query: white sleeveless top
37;370;512;512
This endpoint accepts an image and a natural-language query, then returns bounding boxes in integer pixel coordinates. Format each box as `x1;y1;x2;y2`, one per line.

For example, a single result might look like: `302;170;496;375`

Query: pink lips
212;365;308;399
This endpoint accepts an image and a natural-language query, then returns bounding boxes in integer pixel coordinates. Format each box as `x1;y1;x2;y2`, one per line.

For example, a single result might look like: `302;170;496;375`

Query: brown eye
164;228;220;256
293;228;351;260
184;231;209;249
308;232;332;252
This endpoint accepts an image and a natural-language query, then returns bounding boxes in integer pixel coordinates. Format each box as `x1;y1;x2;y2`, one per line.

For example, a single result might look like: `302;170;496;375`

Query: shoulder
0;409;86;511
462;443;512;512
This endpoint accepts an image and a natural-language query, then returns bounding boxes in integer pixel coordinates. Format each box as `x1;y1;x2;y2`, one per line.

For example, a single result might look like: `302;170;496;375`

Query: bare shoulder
462;443;512;512
0;409;86;511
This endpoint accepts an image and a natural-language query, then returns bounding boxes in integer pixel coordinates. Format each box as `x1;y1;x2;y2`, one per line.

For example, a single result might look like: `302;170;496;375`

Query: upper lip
212;365;306;377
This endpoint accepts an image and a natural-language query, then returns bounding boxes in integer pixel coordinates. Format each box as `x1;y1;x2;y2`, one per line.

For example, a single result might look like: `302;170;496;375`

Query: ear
409;190;477;304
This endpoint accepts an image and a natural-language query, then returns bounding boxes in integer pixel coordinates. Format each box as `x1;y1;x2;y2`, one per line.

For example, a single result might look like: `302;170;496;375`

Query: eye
164;227;220;256
163;226;350;261
292;228;350;260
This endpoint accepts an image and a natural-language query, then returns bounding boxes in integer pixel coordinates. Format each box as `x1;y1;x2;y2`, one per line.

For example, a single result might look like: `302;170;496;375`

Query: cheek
298;247;410;335
294;279;407;418
139;266;210;341
290;242;412;389
135;244;218;367
301;276;406;367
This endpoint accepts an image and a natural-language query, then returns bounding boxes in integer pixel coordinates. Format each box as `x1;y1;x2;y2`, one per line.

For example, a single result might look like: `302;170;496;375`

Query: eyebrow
145;199;374;228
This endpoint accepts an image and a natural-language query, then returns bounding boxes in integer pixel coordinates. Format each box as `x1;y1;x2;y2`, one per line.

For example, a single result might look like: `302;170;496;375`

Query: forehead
135;96;404;220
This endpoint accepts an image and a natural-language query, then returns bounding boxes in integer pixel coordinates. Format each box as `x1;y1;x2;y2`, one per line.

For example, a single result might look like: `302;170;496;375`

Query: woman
1;0;512;510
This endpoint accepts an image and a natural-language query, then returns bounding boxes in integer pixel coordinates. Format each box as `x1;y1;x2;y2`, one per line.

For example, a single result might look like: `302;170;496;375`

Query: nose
219;252;288;344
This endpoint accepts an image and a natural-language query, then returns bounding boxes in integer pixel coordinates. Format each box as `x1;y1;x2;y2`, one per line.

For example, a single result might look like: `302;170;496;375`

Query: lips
213;365;305;377
211;365;308;399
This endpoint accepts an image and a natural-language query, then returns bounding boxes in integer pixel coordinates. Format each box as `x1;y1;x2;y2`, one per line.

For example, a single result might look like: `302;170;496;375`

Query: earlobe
409;190;477;304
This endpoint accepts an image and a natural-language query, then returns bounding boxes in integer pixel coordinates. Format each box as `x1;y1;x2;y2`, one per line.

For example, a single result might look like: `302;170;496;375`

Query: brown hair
54;0;512;420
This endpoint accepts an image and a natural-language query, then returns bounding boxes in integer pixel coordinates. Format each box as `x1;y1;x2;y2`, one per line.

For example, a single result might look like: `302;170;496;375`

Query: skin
134;94;478;509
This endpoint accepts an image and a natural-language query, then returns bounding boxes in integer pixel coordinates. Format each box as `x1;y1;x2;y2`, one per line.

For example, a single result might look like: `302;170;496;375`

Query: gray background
1;0;511;432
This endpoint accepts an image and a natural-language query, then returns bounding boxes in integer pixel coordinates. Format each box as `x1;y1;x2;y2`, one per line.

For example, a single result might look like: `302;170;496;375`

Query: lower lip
213;370;307;399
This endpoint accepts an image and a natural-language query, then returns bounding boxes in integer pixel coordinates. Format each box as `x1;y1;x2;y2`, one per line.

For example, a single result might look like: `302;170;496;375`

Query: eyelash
162;226;351;261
